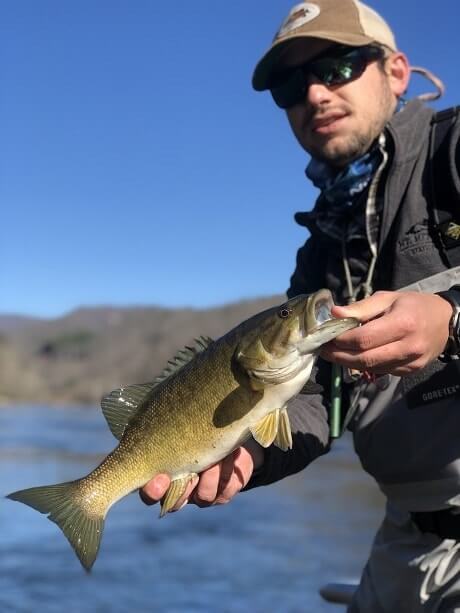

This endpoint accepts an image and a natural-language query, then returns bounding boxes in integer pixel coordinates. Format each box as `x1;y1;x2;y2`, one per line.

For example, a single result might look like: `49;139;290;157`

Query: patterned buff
305;146;383;241
306;147;382;205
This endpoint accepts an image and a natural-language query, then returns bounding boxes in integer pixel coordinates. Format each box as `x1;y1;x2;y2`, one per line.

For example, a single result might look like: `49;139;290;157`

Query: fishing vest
347;108;460;512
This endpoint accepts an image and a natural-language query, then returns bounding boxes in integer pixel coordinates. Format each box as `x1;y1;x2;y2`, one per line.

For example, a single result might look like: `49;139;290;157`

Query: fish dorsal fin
155;336;213;383
101;383;156;440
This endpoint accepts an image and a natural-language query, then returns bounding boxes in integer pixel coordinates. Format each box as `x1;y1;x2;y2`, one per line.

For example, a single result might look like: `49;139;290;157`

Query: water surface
0;406;384;612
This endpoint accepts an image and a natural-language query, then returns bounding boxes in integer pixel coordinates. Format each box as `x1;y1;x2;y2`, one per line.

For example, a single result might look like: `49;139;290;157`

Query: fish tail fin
7;481;105;571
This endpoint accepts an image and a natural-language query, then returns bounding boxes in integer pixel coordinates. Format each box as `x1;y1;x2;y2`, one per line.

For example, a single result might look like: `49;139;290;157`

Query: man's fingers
327;291;400;352
325;323;390;353
331;291;397;323
322;339;426;374
214;450;245;504
325;310;406;352
192;462;222;505
214;446;258;504
140;473;171;505
217;451;238;492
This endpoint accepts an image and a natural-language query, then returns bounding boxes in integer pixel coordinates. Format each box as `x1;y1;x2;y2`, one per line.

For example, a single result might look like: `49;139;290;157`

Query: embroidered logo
445;222;460;242
397;219;434;257
277;3;321;38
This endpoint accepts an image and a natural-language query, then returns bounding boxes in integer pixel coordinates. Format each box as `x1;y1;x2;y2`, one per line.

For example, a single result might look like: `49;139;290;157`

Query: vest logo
397;219;434;257
445;222;460;242
277;3;321;37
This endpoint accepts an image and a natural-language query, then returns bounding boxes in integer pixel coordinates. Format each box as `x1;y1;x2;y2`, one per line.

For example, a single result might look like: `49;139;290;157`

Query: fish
7;289;358;571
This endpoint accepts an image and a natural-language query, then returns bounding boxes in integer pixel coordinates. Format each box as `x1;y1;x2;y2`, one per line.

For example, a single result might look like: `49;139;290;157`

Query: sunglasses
270;45;385;109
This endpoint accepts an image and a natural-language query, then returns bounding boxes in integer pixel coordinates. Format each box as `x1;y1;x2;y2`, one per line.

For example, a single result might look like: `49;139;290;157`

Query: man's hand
320;291;452;376
139;439;264;512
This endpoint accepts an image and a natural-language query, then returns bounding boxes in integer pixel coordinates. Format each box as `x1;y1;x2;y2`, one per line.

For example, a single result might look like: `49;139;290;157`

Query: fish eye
278;306;293;319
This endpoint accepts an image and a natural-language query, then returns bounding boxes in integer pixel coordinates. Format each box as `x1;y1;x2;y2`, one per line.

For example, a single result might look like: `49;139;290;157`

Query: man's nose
305;77;333;106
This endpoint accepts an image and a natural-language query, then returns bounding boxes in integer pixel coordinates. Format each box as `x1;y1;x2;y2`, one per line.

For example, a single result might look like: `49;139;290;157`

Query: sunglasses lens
311;55;366;86
270;46;383;109
270;69;307;109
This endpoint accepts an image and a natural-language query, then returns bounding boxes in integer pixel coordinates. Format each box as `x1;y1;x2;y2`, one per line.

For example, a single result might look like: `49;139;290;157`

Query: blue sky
1;1;459;317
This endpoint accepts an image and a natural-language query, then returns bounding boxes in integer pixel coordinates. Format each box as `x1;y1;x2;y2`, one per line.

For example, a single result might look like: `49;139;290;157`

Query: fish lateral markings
6;290;359;570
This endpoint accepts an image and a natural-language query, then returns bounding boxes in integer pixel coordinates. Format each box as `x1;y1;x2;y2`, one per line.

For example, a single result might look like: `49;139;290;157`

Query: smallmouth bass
7;290;358;570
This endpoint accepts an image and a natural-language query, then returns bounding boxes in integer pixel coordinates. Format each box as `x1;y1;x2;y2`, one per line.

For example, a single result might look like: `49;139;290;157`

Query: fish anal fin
250;410;280;448
273;406;293;451
160;473;198;518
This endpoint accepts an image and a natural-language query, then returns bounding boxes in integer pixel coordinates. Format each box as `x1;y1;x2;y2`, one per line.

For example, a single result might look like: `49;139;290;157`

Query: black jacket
248;100;460;502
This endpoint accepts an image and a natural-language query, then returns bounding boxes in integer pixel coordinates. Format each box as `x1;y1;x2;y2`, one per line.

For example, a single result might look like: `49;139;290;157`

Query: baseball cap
252;0;397;91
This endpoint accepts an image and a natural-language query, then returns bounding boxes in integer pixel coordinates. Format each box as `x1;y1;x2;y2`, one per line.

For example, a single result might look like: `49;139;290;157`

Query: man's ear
385;52;411;97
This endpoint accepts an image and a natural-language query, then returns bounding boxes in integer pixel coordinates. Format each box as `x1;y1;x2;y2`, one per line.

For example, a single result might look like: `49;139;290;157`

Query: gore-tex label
403;360;460;408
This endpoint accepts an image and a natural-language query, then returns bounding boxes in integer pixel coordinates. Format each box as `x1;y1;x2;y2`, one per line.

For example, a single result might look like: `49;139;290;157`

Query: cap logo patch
277;3;321;37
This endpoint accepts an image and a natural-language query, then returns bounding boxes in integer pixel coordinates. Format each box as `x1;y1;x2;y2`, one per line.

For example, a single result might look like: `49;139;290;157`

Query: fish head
235;290;359;386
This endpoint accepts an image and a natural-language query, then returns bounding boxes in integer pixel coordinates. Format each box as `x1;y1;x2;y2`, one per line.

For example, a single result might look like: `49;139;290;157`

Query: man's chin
309;137;368;168
313;147;358;168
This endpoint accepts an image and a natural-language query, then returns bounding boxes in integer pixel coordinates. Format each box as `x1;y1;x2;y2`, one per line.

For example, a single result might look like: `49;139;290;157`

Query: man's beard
312;130;380;167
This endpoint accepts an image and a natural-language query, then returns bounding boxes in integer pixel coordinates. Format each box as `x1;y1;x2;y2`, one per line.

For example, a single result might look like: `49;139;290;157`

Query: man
142;1;460;610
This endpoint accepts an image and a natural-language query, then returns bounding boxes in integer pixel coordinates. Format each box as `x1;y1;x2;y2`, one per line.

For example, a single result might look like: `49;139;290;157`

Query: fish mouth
298;289;359;352
303;289;335;333
313;290;334;328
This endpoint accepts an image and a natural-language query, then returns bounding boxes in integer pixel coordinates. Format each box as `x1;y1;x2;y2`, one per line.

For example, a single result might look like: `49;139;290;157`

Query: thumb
331;291;397;323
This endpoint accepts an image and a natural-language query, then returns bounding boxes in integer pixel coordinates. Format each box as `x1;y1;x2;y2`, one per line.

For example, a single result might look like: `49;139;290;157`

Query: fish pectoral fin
273;406;293;451
160;473;198;518
250;410;280;448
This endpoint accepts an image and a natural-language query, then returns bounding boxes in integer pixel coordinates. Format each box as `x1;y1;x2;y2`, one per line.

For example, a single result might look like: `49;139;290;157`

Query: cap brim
252;32;375;91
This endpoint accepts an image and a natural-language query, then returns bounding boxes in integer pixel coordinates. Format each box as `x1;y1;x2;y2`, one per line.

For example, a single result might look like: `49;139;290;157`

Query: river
0;405;384;612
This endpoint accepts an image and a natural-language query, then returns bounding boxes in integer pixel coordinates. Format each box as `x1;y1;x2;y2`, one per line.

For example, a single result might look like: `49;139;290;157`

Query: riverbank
0;297;282;405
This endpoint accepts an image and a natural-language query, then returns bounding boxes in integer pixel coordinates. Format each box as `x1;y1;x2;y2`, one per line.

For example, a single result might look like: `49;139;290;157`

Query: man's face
276;41;399;167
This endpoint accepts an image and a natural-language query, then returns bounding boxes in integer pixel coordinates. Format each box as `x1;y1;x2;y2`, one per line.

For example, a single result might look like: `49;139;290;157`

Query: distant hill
0;296;284;406
0;314;44;333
